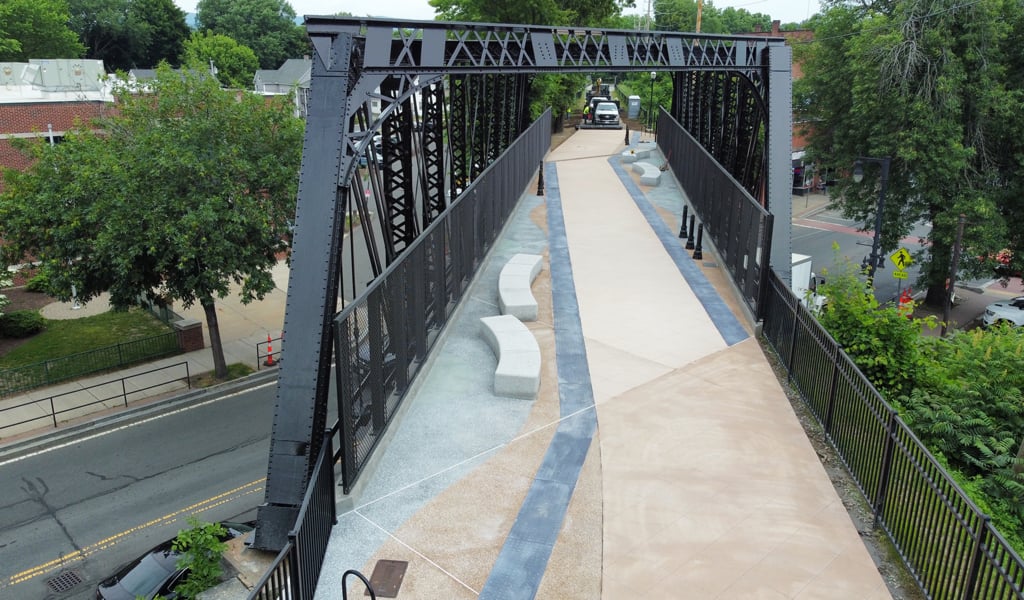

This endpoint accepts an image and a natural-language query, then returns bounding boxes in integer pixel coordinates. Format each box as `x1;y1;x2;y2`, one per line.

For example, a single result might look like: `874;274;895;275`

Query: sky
172;0;822;27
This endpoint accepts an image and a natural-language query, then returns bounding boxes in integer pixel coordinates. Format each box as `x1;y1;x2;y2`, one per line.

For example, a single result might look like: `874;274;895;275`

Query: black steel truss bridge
251;17;793;550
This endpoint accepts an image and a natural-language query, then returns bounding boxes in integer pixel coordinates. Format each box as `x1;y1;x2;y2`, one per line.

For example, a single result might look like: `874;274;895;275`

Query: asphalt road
793;206;930;304
0;381;278;600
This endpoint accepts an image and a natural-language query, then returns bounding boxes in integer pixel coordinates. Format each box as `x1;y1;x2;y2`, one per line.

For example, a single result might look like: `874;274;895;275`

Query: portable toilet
627;95;641;119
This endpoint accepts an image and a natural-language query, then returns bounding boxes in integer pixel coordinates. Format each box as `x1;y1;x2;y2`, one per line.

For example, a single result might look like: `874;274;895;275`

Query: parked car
357;150;384;168
593;101;620;125
982;295;1024;328
95;521;253;600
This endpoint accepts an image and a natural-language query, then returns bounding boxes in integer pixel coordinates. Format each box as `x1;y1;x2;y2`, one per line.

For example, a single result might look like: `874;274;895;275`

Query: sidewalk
0;261;288;445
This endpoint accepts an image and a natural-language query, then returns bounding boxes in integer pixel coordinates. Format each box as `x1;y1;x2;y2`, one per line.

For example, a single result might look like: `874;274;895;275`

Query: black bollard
679;205;688;238
693;223;704;260
536;161;544;196
685;214;696;249
624;126;630;146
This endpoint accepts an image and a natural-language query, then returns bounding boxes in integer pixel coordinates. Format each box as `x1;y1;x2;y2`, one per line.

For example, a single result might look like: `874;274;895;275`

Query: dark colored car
95;521;253;600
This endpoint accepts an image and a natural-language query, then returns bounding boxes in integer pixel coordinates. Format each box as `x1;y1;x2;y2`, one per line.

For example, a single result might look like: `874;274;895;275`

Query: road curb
0;369;279;461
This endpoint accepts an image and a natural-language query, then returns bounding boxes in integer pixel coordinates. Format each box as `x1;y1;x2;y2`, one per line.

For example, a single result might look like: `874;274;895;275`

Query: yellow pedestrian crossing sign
890;248;913;271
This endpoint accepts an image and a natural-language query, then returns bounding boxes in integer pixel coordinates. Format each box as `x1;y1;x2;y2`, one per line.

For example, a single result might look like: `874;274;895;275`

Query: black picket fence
761;270;1024;599
0;331;182;397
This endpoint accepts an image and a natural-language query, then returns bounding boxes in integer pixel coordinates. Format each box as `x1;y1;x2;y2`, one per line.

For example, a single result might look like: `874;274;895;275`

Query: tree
0;0;85;61
430;0;629;27
68;0;190;70
899;325;1024;545
196;0;307;70
132;0;191;68
428;0;630;126
652;0;770;34
0;65;304;379
797;0;1023;306
182;31;259;89
814;252;933;398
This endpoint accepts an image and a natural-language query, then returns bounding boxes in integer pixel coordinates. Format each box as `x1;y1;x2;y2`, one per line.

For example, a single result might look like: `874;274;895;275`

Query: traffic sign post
890;248;913;271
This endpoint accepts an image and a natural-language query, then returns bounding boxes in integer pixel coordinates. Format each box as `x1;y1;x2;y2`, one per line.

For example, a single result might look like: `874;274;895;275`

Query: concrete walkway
312;130;892;599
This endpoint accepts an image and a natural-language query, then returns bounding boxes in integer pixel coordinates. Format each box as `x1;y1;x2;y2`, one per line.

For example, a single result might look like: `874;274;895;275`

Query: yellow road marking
6;479;265;587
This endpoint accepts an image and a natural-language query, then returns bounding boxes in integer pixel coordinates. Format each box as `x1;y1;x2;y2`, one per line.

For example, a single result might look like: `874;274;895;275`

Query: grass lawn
0;308;174;370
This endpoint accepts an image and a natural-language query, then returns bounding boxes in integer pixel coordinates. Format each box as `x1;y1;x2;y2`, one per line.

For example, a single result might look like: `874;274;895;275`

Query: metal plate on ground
367;559;408;597
46;570;83;593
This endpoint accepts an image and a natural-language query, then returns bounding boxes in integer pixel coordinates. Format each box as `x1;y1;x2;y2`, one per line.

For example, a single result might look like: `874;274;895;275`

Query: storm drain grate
46;570;84;593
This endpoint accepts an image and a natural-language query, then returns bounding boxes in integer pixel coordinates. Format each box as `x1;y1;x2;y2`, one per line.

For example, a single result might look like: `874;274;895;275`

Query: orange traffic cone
264;334;275;367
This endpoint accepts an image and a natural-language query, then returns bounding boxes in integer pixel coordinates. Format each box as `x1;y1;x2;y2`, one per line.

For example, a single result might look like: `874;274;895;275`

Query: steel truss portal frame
253;16;792;550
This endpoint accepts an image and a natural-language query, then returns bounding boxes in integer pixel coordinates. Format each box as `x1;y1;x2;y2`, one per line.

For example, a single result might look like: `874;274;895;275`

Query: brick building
0;59;114;178
749;21;819;193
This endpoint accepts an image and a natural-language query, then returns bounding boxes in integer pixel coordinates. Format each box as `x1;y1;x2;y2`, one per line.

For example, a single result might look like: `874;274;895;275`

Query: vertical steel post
873;407;898;525
686;214;696;249
679;205;689;238
941;214;966;337
693;223;704;260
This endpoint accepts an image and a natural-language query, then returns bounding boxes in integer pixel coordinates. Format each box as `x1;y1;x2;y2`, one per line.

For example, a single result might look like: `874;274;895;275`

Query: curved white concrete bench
480;315;541;399
620;147;651;163
632;161;662;186
498;253;543;321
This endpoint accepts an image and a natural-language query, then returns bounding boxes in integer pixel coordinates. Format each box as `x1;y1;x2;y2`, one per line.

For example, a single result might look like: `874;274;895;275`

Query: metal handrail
0;361;190;433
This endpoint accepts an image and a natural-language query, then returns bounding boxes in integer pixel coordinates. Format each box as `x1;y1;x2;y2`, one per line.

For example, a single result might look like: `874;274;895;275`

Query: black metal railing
136;292;183;324
0;331;182;397
256;335;283;370
332;109;551;493
760;270;1024;599
248;432;336;600
657;109;774;320
0;362;190;433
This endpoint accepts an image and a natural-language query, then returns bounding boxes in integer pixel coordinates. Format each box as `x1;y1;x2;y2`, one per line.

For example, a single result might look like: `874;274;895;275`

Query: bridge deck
316;129;891;599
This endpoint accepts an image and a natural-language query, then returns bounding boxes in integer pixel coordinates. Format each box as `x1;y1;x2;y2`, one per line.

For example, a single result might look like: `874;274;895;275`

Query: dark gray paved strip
478;161;598;600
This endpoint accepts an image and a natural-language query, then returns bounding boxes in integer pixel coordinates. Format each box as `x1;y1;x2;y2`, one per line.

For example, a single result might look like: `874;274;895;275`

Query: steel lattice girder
253;17;792;551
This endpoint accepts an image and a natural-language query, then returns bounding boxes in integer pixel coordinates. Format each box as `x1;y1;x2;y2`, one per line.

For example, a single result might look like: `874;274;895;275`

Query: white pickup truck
593;101;620;126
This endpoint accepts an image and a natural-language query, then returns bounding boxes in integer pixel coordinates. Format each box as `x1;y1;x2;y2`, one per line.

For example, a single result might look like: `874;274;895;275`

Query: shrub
24;272;51;294
0;310;46;338
172;517;228;599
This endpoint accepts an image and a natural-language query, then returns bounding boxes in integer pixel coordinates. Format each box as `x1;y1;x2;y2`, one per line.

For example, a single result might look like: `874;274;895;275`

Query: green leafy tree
429;0;630;127
182;31;259;89
652;0;770;34
0;0;85;61
132;0;191;67
899;326;1024;530
430;0;629;27
0;65;304;379
196;0;307;70
68;0;190;70
815;252;933;398
798;0;1023;306
171;517;228;599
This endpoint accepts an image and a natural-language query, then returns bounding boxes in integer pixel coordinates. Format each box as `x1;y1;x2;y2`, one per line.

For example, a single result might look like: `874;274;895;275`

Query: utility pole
696;0;704;33
941;214;966;337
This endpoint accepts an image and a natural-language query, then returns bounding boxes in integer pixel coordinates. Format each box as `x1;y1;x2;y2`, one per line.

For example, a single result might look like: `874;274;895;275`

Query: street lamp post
852;156;891;283
648;71;657;130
